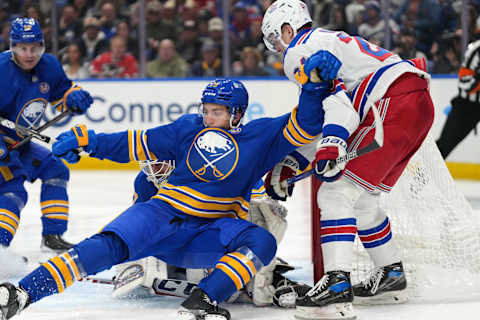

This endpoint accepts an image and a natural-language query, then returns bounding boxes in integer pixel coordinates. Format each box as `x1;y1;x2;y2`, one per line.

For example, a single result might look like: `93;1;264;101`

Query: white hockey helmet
262;0;312;52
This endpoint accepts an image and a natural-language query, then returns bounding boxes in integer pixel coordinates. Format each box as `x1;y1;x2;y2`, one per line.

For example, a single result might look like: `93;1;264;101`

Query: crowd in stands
0;0;478;79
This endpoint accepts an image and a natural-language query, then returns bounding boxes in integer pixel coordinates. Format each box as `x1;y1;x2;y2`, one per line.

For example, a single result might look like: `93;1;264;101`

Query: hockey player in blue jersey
0;17;93;268
117;159;310;307
0;78;355;320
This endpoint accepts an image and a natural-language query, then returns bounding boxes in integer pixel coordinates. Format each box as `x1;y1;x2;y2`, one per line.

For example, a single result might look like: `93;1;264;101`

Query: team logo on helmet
187;128;239;182
17;98;48;134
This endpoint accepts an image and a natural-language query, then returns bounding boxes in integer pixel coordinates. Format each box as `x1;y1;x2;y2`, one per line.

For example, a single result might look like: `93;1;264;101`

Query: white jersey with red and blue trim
283;28;430;123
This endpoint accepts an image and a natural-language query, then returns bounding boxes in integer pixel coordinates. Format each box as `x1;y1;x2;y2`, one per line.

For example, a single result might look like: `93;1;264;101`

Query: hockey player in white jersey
262;1;435;319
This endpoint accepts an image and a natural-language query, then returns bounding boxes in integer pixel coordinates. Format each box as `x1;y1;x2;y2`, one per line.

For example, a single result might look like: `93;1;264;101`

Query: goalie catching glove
313;136;347;182
264;155;299;201
52;124;97;163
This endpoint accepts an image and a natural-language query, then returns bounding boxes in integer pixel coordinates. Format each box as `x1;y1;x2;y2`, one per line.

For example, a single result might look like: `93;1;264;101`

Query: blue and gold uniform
18;79;327;310
0;18;93;249
0;50;74;244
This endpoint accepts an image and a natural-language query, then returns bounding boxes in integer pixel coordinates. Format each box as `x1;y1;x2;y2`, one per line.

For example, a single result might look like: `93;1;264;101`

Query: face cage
140;160;175;188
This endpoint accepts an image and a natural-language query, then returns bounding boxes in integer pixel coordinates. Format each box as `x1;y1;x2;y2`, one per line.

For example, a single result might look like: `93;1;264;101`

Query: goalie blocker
112;197;311;307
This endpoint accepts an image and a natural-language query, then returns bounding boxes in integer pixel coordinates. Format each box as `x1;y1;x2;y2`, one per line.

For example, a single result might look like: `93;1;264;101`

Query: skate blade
354;290;408;305
295;303;357;320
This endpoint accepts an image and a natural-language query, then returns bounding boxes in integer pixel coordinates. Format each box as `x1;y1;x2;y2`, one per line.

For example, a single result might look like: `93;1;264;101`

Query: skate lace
361;267;384;294
306;274;329;297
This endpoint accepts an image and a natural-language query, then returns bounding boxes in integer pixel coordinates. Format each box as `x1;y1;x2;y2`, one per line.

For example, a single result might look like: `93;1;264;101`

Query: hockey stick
287;101;384;185
3;109;73;150
78;276;197;298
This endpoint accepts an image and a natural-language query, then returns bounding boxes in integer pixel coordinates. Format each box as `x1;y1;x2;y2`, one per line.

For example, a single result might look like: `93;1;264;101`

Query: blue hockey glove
52;124;97;163
312;136;347;182
265;155;299;201
0;136;8;160
65;89;93;115
304;50;342;82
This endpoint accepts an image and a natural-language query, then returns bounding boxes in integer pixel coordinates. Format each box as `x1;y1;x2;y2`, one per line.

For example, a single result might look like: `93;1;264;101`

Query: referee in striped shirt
437;39;480;159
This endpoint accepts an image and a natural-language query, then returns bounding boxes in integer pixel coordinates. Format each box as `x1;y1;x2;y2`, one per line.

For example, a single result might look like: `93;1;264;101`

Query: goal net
312;134;480;302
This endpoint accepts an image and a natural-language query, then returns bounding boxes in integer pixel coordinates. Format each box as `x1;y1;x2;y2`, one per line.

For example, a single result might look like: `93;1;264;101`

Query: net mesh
352;134;480;302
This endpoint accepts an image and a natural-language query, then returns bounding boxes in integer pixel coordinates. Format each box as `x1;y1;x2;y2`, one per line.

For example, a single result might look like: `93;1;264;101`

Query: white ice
4;171;480;320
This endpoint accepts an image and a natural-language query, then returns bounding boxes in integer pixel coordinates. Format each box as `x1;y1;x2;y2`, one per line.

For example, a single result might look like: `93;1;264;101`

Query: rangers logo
39;82;50;93
187;128;239;182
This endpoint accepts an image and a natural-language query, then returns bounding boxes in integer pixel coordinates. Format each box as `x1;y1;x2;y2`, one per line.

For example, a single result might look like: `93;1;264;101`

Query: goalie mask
262;0;312;52
200;79;249;129
9;17;45;69
140;160;175;188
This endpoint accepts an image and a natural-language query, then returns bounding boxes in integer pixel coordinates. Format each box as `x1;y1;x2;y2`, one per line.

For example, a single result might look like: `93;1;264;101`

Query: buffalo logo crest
187;128;239;182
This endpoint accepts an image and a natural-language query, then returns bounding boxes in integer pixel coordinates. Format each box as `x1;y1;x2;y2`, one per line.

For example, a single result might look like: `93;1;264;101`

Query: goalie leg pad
248;198;288;243
113;257;168;298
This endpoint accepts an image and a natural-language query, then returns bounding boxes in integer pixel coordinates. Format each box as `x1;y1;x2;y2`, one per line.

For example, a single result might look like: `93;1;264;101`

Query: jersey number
337;34;393;61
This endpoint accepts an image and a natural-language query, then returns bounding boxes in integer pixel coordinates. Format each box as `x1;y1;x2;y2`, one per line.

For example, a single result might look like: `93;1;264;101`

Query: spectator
197;8;213;40
22;4;45;26
58;5;83;48
322;4;349;32
345;0;366;25
91;35;138;78
78;16;109;62
233;46;269;77
161;0;181;41
392;28;427;61
394;0;441;53
177;19;203;64
62;43;90;79
146;1;177;49
71;0;91;19
180;0;197;22
99;1;119;39
147;39;189;78
0;22;10;52
229;1;252;58
190;39;223;77
115;20;138;58
0;3;10;25
430;31;462;74
358;0;399;46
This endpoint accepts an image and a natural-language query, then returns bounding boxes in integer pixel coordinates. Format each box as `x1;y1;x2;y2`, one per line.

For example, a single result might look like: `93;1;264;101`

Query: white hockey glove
264;155;299;201
312;136;347;182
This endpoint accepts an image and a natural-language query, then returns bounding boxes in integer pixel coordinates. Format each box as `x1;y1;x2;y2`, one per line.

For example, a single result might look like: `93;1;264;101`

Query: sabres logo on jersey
187;128;239;182
17;98;48;132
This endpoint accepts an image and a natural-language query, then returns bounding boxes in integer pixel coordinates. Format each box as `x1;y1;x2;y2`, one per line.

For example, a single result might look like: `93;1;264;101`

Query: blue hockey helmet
9;17;44;45
201;79;249;127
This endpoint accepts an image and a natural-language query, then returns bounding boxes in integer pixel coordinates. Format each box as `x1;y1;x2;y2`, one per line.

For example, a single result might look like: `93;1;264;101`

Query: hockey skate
295;271;356;320
272;271;312;308
39;234;74;263
0;283;30;320
352;261;407;305
178;288;230;320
